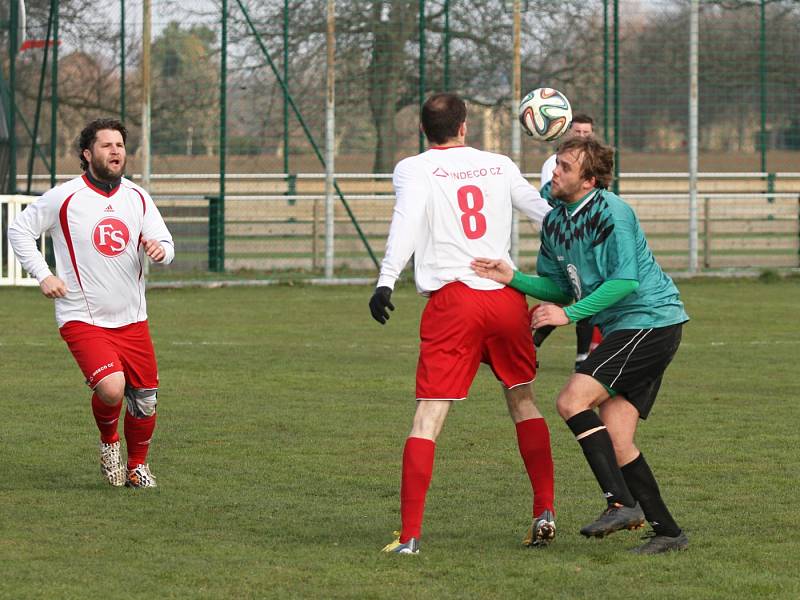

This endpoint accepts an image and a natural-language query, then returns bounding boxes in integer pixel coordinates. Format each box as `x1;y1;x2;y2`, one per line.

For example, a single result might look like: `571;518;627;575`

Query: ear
82;148;92;163
459;121;467;138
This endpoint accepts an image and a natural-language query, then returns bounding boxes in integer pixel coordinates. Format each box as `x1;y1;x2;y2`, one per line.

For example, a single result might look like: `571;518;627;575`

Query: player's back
401;146;517;291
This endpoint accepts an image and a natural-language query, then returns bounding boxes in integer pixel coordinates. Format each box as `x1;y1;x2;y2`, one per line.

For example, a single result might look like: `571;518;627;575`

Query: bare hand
40;275;67;299
470;258;514;284
142;239;165;262
530;302;570;329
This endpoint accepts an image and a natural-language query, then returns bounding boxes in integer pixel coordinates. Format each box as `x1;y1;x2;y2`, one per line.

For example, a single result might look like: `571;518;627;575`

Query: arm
531;279;639;330
369;158;428;324
8;195;56;282
375;158;428;290
508;159;550;226
469;258;572;303
140;190;175;264
563;279;640;322
509;270;573;303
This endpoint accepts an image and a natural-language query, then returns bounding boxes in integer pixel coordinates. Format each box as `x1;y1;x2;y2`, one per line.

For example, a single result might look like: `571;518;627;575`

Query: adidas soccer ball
518;88;573;142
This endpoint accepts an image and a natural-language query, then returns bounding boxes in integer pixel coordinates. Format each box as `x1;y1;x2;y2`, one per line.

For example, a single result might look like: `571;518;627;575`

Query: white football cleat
99;441;125;487
125;463;157;488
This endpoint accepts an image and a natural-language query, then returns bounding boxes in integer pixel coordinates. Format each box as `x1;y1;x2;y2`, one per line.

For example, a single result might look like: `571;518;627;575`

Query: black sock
533;325;555;348
621;453;681;537
566;410;636;507
575;318;593;355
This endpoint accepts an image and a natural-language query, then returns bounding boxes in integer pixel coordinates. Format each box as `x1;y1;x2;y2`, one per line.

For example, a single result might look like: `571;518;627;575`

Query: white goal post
1;195;43;286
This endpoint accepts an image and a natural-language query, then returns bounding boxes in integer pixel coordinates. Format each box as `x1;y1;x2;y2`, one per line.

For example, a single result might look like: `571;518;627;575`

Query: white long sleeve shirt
540;153;557;186
377;145;550;294
8;174;174;328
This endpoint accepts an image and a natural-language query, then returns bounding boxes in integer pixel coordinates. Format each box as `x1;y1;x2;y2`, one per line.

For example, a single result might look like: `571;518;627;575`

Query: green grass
1;279;799;599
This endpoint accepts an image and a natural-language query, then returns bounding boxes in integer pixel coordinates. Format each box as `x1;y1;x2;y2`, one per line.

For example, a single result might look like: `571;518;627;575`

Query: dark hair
420;93;466;145
556;136;614;189
571;113;594;127
77;118;128;171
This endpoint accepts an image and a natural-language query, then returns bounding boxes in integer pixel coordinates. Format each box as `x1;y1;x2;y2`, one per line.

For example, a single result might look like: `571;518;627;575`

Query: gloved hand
369;286;395;324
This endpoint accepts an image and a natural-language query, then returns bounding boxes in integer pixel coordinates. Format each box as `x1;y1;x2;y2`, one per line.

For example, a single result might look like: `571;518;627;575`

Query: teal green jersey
537;188;689;334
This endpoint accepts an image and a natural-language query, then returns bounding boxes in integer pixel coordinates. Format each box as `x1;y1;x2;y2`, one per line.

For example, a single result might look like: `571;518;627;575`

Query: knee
556;391;590;421
94;374;125;405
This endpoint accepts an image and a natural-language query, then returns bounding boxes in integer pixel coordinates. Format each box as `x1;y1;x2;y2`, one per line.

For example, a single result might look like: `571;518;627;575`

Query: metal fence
2;1;799;279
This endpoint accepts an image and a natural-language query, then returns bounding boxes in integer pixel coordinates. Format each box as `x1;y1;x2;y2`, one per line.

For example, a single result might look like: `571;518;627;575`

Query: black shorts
576;323;684;419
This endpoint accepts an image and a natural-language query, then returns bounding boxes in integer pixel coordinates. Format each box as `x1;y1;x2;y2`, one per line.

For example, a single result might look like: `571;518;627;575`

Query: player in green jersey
471;136;689;554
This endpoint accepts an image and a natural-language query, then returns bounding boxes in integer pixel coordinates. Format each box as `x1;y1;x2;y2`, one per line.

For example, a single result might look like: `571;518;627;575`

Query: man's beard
90;155;125;182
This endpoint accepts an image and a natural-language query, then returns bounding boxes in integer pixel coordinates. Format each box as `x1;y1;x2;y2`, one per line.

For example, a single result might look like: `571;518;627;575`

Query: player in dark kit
472;136;689;554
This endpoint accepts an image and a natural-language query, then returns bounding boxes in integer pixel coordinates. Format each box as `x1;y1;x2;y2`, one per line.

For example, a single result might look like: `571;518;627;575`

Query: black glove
369;286;395;324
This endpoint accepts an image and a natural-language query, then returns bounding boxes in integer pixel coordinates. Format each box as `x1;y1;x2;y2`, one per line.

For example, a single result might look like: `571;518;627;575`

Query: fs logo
92;217;130;257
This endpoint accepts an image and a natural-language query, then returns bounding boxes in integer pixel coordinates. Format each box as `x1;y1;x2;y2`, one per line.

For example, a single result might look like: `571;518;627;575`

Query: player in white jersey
8;118;174;489
371;93;556;554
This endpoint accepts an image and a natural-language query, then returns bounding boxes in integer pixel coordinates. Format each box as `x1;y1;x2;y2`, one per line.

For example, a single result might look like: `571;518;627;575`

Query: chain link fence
3;0;799;279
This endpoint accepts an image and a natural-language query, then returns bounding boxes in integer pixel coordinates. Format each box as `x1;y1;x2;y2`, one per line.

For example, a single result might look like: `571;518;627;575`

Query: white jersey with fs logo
377;146;550;294
8;174;175;328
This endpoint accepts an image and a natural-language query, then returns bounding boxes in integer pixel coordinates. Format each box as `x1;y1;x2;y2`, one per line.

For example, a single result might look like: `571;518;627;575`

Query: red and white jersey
8;174;175;328
377;145;550;294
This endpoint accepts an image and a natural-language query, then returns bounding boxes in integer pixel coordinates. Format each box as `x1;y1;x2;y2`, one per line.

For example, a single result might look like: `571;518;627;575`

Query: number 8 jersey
377;146;550;294
8;174;175;328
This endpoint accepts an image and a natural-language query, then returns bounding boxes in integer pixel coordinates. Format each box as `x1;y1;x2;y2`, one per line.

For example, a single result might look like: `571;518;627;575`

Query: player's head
420;93;467;145
78;118;128;180
569;113;594;138
551;136;614;201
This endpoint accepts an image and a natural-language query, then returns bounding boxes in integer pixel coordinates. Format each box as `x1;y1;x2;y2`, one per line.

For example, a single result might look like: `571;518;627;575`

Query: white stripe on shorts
590;328;654;387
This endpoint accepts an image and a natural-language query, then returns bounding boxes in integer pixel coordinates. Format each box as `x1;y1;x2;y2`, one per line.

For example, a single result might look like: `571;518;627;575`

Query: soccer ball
518;88;573;142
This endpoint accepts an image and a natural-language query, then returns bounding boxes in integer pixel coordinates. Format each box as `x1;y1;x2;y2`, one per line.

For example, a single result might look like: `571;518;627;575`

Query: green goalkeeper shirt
535;188;689;334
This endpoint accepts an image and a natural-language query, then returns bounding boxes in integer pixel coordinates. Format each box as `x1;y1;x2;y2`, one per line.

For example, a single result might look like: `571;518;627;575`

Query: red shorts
59;320;159;389
416;282;537;400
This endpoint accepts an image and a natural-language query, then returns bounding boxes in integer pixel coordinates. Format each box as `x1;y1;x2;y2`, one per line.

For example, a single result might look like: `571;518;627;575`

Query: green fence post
286;173;296;206
418;0;426;153
612;0;619;196
759;0;767;175
283;0;289;175
8;0;17;193
443;0;450;90
208;195;224;271
603;0;609;142
767;172;775;204
215;0;227;273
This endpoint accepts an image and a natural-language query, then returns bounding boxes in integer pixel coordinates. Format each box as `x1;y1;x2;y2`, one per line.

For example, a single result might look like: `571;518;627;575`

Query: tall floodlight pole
324;0;336;279
418;0;426;153
510;0;522;263
121;0;126;122
50;0;58;188
688;0;699;273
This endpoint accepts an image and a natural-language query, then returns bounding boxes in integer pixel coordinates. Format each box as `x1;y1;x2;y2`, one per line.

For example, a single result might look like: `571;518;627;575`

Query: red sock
515;418;555;517
590;326;603;352
399;437;436;543
124;410;157;468
91;393;122;444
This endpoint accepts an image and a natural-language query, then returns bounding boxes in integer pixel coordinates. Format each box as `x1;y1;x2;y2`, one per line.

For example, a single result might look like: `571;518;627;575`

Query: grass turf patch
1;279;798;598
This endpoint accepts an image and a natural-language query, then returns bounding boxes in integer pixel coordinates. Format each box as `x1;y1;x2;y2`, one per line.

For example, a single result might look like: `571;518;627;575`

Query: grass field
1;278;799;599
